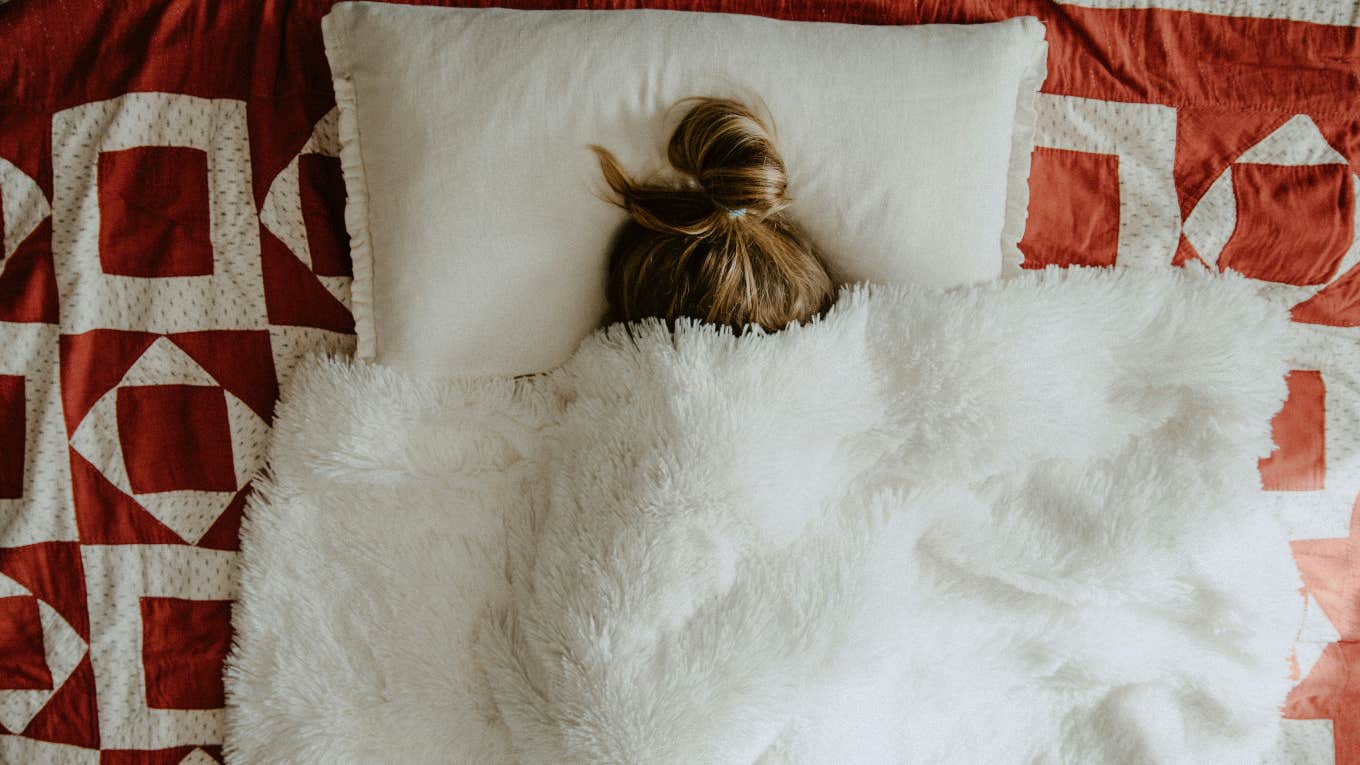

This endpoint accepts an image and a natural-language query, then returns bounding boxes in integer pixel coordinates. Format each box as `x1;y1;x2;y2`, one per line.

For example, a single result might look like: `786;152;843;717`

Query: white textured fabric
227;266;1303;764
323;4;1048;375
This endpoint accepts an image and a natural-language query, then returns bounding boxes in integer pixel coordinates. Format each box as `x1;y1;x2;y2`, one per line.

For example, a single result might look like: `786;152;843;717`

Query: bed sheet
0;0;1356;762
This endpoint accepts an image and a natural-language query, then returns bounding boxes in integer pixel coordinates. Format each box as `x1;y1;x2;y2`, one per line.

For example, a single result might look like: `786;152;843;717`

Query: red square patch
98;146;214;278
1260;370;1326;491
0;594;54;690
1019;147;1121;269
1219;163;1354;285
299;153;352;278
140;596;232;709
100;747;226;764
116;384;236;494
0;374;23;499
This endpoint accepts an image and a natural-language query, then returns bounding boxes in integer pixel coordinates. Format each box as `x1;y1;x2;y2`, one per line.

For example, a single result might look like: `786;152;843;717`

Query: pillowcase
323;3;1048;376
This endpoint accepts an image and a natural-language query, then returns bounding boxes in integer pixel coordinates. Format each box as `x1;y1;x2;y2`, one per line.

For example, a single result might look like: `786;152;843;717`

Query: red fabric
260;223;356;332
1293;496;1360;642
58;330;160;435
193;488;250;552
1171;235;1205;268
101;747;225;765
22;654;101;749
299;154;352;277
116;386;236;494
0;374;23;499
1289;642;1360;765
1260;370;1327;491
1288;496;1360;764
166;331;279;423
1294;257;1360;326
1173;108;1290;218
0;544;97;746
0;219;60;324
0;595;53;691
70;449;186;545
1219;163;1354;285
1018;147;1121;269
0;0;1357;759
0;543;90;642
1038;6;1360;114
97;147;214;278
138;598;233;710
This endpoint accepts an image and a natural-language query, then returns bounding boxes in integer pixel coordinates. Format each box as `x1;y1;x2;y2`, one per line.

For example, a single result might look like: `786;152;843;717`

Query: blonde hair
591;97;834;333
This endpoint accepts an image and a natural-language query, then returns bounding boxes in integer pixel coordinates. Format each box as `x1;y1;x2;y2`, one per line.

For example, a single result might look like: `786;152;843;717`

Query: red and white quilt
0;1;1357;762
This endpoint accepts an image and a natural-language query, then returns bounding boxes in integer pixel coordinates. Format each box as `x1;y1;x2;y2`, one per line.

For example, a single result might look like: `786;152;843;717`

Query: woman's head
592;98;834;332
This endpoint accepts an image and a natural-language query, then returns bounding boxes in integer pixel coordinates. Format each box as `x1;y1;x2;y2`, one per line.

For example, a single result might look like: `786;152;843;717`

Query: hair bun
592;96;833;333
666;98;790;219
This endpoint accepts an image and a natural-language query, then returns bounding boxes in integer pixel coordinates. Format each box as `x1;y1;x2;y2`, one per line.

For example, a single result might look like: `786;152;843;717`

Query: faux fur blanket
226;267;1302;765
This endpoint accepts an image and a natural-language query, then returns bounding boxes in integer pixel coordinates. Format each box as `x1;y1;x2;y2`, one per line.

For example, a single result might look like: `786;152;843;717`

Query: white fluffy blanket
226;267;1302;765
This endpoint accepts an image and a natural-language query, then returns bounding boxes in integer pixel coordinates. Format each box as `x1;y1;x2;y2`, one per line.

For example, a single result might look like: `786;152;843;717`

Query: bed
0;0;1356;762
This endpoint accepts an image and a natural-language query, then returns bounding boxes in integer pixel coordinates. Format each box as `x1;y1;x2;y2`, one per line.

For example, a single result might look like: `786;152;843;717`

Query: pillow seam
1001;18;1049;279
323;4;379;360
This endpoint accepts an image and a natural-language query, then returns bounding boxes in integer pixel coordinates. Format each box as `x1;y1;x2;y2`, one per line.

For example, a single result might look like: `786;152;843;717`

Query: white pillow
323;4;1047;376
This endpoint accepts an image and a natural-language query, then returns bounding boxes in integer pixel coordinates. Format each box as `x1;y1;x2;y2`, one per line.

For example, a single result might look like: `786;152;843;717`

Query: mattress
0;0;1356;762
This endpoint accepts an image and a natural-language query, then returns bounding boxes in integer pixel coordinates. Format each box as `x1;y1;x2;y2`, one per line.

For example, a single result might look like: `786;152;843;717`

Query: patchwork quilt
0;0;1357;762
